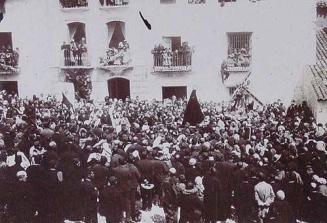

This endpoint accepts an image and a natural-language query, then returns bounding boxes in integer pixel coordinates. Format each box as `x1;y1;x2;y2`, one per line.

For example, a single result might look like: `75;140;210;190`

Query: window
107;21;126;49
227;32;252;55
68;22;86;43
162;36;181;51
99;0;129;7
188;0;206;4
229;87;237;96
160;0;176;4
101;21;131;66
0;32;19;72
61;23;89;67
226;32;252;69
59;0;88;8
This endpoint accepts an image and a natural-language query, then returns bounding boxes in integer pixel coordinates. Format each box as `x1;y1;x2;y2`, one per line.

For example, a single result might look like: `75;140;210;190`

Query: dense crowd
0;45;19;71
0;91;326;223
61;38;88;67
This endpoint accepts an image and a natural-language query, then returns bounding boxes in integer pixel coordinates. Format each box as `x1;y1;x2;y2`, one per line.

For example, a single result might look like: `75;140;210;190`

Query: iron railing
153;51;192;72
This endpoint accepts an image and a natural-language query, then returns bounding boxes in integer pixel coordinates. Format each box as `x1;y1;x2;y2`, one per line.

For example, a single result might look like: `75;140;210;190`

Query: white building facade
0;0;316;104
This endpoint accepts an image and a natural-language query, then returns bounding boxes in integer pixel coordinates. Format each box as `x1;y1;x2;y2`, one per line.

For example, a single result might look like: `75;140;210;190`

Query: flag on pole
62;93;74;110
182;90;204;126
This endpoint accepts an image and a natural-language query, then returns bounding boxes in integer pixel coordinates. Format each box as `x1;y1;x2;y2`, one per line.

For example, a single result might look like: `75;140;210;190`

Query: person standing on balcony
70;40;78;66
80;37;88;66
122;40;131;65
61;42;70;66
12;48;19;67
163;48;172;67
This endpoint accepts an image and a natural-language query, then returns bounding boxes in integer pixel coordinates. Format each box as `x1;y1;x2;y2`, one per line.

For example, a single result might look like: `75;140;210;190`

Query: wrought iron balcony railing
61;46;91;69
99;0;129;8
153;51;192;72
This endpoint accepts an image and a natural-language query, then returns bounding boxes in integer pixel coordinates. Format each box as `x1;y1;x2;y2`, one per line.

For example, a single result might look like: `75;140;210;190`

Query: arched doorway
107;78;130;100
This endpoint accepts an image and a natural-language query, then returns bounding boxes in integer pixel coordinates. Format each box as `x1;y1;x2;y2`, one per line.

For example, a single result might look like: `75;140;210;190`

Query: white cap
169;168;176;174
189;158;197;166
276;190;285;200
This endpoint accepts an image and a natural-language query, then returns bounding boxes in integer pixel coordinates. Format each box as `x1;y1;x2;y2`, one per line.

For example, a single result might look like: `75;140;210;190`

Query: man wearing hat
185;158;201;182
140;178;154;211
161;167;179;223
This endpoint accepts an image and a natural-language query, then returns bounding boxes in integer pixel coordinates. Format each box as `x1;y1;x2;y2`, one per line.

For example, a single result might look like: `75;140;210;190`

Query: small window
226;32;252;68
160;0;176;4
0;32;19;70
229;87;237;96
59;0;88;8
227;32;252;55
107;21;126;49
188;0;206;4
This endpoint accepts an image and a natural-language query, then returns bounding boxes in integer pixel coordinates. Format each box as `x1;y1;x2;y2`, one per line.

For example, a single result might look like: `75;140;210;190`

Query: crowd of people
99;0;129;7
0;90;326;223
59;0;88;8
226;48;251;68
61;38;89;67
100;40;131;66
0;45;19;72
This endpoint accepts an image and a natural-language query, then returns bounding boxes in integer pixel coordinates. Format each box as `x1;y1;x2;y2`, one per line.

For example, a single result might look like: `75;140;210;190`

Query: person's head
108;176;118;185
185;181;195;191
276;190;285;200
16;171;27;182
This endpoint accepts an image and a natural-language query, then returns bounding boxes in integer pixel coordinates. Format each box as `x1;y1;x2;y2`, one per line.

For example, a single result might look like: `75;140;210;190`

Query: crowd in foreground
0;91;326;223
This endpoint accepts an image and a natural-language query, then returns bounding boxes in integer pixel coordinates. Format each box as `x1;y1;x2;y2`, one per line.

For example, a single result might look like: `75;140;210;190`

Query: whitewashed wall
0;0;316;104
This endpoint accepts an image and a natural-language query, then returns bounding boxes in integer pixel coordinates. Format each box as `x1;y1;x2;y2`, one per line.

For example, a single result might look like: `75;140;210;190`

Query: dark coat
112;163;140;191
179;190;203;223
100;184;123;223
266;200;295;223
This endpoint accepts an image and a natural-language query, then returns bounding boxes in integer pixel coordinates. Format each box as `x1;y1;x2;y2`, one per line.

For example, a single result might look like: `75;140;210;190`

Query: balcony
99;41;132;75
99;0;129;9
59;0;89;11
221;49;251;87
60;42;92;70
152;44;192;72
0;48;20;75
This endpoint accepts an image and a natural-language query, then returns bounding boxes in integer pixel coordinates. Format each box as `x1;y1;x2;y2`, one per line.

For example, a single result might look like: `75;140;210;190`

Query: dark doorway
162;86;187;100
171;37;181;51
0;32;13;49
0;81;18;95
108;78;130;100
